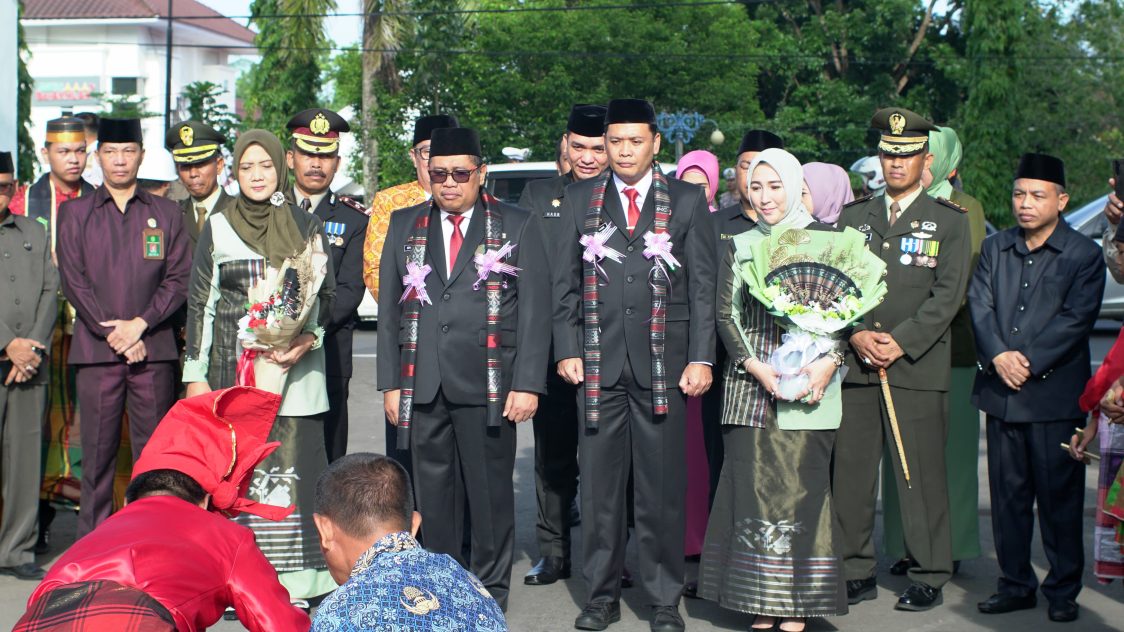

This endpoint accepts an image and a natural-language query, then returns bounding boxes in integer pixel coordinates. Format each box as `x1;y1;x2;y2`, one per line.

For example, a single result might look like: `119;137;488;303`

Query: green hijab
227;129;307;268
925;126;962;200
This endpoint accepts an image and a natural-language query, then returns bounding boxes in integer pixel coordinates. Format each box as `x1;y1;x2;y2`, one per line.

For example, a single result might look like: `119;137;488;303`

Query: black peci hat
0;151;12;175
567;104;607;138
1015;153;1066;188
605;99;656;126
413;114;459;147
98;118;143;145
430;127;482;158
737;130;784;155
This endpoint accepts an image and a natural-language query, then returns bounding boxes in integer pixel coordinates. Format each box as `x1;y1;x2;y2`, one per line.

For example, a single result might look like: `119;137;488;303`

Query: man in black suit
164;120;234;251
555;98;717;632
376;127;549;610
970;153;1104;624
516;103;608;587
287;108;370;462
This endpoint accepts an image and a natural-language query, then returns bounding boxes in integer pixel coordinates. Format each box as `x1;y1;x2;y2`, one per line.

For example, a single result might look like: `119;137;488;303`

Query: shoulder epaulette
338;195;370;216
842;194;873;209
935;197;967;213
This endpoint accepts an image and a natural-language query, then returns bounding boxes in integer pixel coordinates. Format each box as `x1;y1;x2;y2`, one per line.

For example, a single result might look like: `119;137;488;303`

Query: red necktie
624;187;640;235
447;214;465;273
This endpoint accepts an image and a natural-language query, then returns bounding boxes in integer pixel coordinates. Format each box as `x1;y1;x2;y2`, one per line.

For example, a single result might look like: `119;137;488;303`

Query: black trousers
324;375;350;462
986;416;1085;602
699;373;725;508
411;390;516;610
532;373;580;561
579;361;686;607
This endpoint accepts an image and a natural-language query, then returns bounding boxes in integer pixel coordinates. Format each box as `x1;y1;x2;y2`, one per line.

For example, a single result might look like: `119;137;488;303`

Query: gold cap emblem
179;125;194;147
888;112;905;136
310;112;331;136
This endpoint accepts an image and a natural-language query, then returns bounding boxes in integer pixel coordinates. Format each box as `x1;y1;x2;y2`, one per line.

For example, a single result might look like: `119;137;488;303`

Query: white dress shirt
884;184;925;220
613;169;654;232
192;186;223;220
440;208;474;275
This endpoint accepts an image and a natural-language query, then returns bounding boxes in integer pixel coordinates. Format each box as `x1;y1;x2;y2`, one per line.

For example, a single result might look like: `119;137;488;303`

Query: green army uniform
833;108;972;599
882;188;986;564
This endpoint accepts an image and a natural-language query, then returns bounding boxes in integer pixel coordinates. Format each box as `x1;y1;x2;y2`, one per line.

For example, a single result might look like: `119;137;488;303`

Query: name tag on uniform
143;228;165;260
720;233;735;241
545;210;561;219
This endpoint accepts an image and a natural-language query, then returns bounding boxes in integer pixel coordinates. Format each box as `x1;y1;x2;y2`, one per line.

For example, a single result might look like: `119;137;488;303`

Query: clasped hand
745;356;836;405
993;350;1031;391
849;330;904;369
101;317;148;355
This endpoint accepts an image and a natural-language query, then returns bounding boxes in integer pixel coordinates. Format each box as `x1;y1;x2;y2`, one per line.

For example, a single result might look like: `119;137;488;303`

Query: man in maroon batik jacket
56;118;191;536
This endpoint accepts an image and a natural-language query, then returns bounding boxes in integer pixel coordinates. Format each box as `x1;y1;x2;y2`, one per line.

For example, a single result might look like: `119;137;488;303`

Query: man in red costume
15;386;311;632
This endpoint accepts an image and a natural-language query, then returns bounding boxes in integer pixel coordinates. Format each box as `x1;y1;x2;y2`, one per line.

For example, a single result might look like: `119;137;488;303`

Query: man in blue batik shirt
311;453;507;631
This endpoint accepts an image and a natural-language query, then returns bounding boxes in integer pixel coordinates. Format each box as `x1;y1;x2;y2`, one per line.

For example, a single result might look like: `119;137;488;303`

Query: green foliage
96;93;161;119
242;0;336;140
180;81;241;150
16;1;34;182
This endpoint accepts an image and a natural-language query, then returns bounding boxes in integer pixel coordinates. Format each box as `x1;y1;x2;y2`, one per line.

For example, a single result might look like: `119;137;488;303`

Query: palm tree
361;0;411;194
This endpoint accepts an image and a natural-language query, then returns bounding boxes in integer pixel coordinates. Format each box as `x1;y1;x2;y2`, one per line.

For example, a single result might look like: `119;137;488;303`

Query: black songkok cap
430;127;482;158
605;99;656;126
0;152;12;175
737;130;784;155
1015;153;1066;188
46;117;87;144
165;120;227;165
98;118;143;145
413;114;459;147
286;108;350;154
567;104;607;138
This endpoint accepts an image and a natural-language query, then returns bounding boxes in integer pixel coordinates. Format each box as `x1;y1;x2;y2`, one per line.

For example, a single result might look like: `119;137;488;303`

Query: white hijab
748;148;815;235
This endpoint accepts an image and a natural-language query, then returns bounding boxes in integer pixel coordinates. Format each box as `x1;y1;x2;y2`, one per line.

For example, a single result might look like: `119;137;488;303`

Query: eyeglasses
0;182;14;195
412;146;431;161
428;167;480;184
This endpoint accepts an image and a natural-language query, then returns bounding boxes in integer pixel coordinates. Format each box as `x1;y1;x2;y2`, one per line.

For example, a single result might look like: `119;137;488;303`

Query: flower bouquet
741;227;887;429
236;240;329;394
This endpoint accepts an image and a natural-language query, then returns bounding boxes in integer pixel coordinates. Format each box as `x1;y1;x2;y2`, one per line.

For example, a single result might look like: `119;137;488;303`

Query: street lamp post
656;110;724;161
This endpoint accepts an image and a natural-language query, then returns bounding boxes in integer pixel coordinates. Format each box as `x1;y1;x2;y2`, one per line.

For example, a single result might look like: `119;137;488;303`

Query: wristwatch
828;350;844;367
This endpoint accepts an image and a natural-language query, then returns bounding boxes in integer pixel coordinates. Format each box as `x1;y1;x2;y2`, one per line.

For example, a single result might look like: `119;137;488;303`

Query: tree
96;93;161;119
16;1;34;182
180;81;241;150
241;0;336;139
360;0;411;193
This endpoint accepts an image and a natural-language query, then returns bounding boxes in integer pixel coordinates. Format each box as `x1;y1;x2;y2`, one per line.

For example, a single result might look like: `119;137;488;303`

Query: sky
199;0;363;49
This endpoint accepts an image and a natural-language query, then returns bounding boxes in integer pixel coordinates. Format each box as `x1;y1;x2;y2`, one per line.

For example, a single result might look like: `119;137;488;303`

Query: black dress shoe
977;592;1037;614
575;601;621;631
1048;600;1079;622
621;567;634;588
895;582;943;611
889;557;917;576
33;529;50;555
846;577;877;605
0;563;46;581
682;581;699;599
650;606;685;632
524;556;571;585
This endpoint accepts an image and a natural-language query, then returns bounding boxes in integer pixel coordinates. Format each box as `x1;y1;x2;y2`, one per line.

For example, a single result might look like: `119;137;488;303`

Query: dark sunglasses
0;182;14;195
428;167;479;184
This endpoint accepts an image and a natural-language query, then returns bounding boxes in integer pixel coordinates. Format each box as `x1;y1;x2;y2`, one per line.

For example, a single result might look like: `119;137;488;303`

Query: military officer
164;120;234;251
286;108;369;463
516;103;608;587
833;107;971;612
0;151;58;581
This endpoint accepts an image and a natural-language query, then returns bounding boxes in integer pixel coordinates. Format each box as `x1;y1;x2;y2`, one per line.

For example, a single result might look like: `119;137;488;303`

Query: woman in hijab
183;129;336;606
675;150;723;576
881;126;987;577
676;149;720;212
698;149;848;632
801;162;854;226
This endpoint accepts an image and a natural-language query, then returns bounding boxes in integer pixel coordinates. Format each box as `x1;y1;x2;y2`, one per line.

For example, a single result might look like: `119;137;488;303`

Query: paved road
2;326;1122;631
